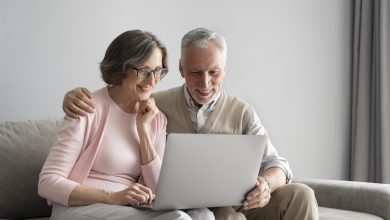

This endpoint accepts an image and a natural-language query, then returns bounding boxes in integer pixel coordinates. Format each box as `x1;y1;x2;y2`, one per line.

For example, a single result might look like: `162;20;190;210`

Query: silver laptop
136;133;266;210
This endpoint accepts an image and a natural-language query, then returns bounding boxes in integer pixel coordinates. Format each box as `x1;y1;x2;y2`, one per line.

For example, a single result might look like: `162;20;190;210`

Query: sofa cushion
319;207;383;220
0;118;64;219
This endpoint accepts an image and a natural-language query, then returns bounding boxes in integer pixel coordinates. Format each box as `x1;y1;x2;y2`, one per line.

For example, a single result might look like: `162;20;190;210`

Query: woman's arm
38;117;89;205
69;183;154;206
136;99;167;192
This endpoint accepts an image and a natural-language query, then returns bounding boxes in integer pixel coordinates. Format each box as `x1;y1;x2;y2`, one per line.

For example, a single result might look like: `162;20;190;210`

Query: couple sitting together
38;27;318;220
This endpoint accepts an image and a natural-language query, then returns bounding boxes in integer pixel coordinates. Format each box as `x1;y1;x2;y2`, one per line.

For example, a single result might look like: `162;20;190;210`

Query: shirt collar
183;85;221;111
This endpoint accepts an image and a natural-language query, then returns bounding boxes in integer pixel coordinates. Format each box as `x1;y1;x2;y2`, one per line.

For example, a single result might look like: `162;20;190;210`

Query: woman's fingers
138;98;157;115
135;184;155;203
128;184;154;204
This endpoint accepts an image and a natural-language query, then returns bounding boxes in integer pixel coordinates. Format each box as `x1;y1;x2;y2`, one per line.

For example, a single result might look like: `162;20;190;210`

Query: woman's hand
136;98;159;136
135;98;160;165
108;183;155;206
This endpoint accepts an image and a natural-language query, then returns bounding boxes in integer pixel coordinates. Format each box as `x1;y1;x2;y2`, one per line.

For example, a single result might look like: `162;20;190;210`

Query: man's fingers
243;190;271;210
244;196;260;207
244;201;265;210
81;87;93;99
71;102;90;116
79;89;96;109
74;93;95;112
246;186;260;200
64;107;79;119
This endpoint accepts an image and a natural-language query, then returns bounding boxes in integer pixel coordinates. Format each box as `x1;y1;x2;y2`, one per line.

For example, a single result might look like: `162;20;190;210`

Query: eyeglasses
131;67;168;80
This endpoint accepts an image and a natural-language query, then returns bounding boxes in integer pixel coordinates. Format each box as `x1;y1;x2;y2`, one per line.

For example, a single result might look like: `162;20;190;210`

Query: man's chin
194;97;212;106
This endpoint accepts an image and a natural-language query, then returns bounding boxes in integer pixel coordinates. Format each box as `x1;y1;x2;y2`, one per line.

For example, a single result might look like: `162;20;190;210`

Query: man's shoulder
153;85;182;98
222;90;252;109
153;85;183;102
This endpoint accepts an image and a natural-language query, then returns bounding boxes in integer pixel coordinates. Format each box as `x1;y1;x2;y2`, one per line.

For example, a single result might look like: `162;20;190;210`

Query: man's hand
63;87;96;118
242;176;271;210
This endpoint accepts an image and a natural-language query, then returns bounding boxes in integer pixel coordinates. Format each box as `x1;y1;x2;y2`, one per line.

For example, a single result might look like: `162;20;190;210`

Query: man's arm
241;167;286;210
242;109;291;210
246;110;293;182
63;87;96;118
259;167;287;193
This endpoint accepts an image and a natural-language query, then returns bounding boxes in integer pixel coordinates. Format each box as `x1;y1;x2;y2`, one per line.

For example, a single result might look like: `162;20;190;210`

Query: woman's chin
137;93;152;101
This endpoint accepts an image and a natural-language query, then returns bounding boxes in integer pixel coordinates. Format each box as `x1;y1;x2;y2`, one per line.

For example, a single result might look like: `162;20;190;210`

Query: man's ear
221;65;227;77
179;59;185;78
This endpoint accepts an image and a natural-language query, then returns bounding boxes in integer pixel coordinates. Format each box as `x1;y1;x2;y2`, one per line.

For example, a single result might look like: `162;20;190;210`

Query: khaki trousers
211;183;319;220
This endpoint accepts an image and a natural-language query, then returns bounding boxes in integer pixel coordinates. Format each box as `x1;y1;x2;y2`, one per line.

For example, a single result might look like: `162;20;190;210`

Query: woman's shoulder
90;87;111;109
77;87;110;121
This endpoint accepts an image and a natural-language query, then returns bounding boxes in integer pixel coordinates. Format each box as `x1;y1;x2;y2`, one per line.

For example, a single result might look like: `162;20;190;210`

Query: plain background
0;0;352;180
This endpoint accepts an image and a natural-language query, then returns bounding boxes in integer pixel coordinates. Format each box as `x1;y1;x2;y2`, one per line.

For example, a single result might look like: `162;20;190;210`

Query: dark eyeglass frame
131;67;168;80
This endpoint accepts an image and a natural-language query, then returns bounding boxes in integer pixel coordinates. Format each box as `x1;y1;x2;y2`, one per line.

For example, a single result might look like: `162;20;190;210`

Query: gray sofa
1;118;390;220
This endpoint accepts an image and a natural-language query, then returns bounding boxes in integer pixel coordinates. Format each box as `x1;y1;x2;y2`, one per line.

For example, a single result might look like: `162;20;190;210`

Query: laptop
137;133;266;210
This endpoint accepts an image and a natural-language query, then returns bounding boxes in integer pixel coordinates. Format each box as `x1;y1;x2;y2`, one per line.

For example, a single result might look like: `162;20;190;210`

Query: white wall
0;0;352;180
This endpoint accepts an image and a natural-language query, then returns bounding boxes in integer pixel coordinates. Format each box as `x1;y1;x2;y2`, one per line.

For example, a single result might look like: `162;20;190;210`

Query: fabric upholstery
319;207;383;220
0;118;64;219
1;118;390;220
297;179;390;220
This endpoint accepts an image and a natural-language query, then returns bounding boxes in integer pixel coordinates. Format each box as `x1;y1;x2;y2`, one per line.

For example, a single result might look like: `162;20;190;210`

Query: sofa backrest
0;118;64;219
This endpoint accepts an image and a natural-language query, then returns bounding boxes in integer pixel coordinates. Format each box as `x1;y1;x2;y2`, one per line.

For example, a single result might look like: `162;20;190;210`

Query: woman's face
122;48;163;100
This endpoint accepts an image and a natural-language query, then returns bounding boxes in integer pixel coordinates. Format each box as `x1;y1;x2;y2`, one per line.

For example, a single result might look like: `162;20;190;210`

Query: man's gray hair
180;27;227;62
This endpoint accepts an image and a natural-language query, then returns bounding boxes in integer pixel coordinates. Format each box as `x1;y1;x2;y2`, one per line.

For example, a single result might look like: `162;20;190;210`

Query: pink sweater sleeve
38;116;90;206
139;112;167;193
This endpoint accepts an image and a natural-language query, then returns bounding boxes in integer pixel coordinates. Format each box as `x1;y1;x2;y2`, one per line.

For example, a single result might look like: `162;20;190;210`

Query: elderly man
62;28;318;220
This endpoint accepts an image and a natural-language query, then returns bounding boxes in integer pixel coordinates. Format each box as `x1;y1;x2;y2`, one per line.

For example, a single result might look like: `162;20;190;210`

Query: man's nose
199;73;210;87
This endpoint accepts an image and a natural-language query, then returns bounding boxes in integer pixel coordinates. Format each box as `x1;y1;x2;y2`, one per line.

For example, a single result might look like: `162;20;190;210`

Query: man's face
179;41;226;106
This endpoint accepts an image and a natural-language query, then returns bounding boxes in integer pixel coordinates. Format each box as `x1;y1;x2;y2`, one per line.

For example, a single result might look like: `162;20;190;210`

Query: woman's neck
108;85;138;114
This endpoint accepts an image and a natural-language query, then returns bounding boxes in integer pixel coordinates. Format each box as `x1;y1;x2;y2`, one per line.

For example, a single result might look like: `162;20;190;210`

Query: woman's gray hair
180;27;227;63
100;30;167;85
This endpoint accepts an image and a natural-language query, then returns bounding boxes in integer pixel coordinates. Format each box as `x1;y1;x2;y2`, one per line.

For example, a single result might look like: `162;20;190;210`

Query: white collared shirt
183;86;221;132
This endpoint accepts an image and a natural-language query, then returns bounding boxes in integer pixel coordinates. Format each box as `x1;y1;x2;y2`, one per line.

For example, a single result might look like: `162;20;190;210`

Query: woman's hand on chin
136;98;159;136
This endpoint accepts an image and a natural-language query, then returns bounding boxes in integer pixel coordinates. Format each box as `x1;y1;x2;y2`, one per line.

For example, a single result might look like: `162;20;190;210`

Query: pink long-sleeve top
38;87;167;206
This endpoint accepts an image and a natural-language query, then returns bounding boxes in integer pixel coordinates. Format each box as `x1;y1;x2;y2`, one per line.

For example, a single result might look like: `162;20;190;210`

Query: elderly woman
38;30;214;220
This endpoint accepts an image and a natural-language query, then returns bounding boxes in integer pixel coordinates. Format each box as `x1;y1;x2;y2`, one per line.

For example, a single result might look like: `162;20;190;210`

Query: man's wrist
260;176;271;190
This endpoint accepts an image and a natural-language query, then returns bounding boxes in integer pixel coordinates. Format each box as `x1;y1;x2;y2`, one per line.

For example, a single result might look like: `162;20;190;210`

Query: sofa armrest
295;179;390;220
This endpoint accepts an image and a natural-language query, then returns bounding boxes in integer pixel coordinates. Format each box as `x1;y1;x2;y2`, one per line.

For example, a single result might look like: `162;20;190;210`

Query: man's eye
209;70;220;76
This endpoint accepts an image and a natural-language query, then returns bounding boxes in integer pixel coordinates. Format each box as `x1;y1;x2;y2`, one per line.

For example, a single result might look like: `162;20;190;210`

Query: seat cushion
319;207;383;220
0;118;64;219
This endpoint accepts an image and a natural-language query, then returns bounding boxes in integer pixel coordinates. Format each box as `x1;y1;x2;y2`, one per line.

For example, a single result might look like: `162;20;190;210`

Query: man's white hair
180;27;227;63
